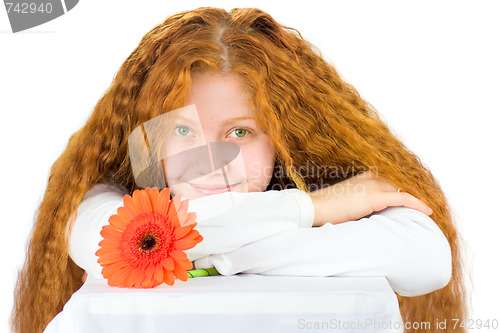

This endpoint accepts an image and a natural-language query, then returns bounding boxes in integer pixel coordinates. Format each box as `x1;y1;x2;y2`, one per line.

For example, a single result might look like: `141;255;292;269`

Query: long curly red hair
11;7;468;333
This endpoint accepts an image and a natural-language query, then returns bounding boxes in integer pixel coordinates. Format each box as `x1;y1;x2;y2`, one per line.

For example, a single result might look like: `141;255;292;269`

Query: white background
1;0;499;331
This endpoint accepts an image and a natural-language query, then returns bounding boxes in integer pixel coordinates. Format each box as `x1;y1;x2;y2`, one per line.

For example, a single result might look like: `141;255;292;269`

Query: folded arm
66;184;315;279
193;206;452;297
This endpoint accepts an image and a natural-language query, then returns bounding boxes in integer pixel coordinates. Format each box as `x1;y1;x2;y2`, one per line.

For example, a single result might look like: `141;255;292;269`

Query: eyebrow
175;115;255;126
175;115;199;125
220;116;255;126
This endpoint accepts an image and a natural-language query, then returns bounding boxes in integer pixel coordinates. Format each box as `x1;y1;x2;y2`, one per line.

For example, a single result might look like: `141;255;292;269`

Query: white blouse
67;183;452;297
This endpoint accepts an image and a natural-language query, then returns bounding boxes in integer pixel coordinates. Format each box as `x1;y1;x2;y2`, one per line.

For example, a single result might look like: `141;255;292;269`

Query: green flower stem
187;267;220;278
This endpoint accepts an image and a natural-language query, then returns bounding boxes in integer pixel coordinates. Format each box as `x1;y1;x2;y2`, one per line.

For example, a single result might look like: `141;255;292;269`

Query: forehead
187;72;254;121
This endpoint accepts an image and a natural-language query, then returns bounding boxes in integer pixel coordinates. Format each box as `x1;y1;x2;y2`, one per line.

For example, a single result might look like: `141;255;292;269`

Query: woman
12;7;467;333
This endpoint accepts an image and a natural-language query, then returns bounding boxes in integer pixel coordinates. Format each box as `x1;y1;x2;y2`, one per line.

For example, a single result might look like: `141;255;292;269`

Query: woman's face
161;72;275;199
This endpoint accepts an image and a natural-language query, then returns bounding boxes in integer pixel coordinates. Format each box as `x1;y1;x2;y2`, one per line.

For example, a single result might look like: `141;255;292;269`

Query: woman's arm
193;206;452;297
66;184;127;280
66;184;315;279
183;189;314;260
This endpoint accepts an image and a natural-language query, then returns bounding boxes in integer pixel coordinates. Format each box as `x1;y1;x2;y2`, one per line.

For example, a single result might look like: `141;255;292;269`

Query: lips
189;182;240;195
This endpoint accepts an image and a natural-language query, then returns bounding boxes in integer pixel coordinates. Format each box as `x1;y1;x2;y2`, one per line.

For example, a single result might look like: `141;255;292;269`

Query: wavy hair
11;7;468;332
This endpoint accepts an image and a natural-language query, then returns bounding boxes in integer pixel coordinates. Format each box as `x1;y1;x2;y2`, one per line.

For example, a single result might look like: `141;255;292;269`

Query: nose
176;141;240;182
207;141;240;171
210;160;230;176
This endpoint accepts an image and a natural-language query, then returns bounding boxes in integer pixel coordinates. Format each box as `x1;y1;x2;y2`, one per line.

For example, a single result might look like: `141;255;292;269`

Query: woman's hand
309;170;433;227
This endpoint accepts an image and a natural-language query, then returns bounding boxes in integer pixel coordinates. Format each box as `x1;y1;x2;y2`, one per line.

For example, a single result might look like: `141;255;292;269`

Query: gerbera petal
173;239;198;251
131;268;148;288
172;257;192;270
141;267;156;288
123;194;142;217
145;187;160;212
107;266;133;287
173;223;196;239
183;212;197;226
166;201;181;227
97;238;121;249
157;188;171;216
178;198;189;213
170;253;193;269
177;200;189;226
132;276;146;288
151;279;163;288
134;189;152;214
172;265;189;281
169;250;188;262
162;257;174;271
117;206;133;223
97;251;124;265
101;261;128;279
123;267;143;288
109;214;128;230
152;265;164;284
170;194;182;213
179;232;203;247
100;225;123;239
183;229;201;241
95;247;118;258
163;269;175;286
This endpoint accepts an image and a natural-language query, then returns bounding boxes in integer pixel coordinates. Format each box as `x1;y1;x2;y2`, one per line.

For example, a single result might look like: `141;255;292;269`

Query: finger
82;271;88;283
376;181;399;193
378;192;433;216
367;173;400;192
360;175;399;193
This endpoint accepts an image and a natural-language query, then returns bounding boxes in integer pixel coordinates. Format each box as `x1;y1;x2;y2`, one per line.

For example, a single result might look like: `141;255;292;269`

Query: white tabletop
44;274;404;333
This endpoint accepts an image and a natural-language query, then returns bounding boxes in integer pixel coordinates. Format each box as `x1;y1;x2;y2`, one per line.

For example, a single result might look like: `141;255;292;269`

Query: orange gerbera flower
96;187;203;288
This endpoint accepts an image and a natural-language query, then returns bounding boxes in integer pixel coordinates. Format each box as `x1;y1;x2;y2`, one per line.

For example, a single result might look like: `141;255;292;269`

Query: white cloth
67;183;451;297
44;274;404;333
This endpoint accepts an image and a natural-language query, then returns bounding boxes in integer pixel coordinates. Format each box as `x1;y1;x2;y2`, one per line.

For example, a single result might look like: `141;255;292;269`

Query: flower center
141;234;157;251
123;212;176;267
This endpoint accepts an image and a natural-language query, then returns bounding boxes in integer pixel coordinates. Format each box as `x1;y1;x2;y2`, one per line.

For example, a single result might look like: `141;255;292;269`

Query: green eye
231;128;248;138
175;126;191;136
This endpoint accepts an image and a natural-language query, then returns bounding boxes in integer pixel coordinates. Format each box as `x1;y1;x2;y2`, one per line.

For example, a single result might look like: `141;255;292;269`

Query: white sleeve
67;183;127;280
66;185;315;279
184;189;315;261
193;206;453;297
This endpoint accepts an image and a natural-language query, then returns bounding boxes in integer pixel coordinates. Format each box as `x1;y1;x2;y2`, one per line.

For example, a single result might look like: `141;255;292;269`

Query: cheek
241;141;275;183
161;144;182;181
161;142;198;183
